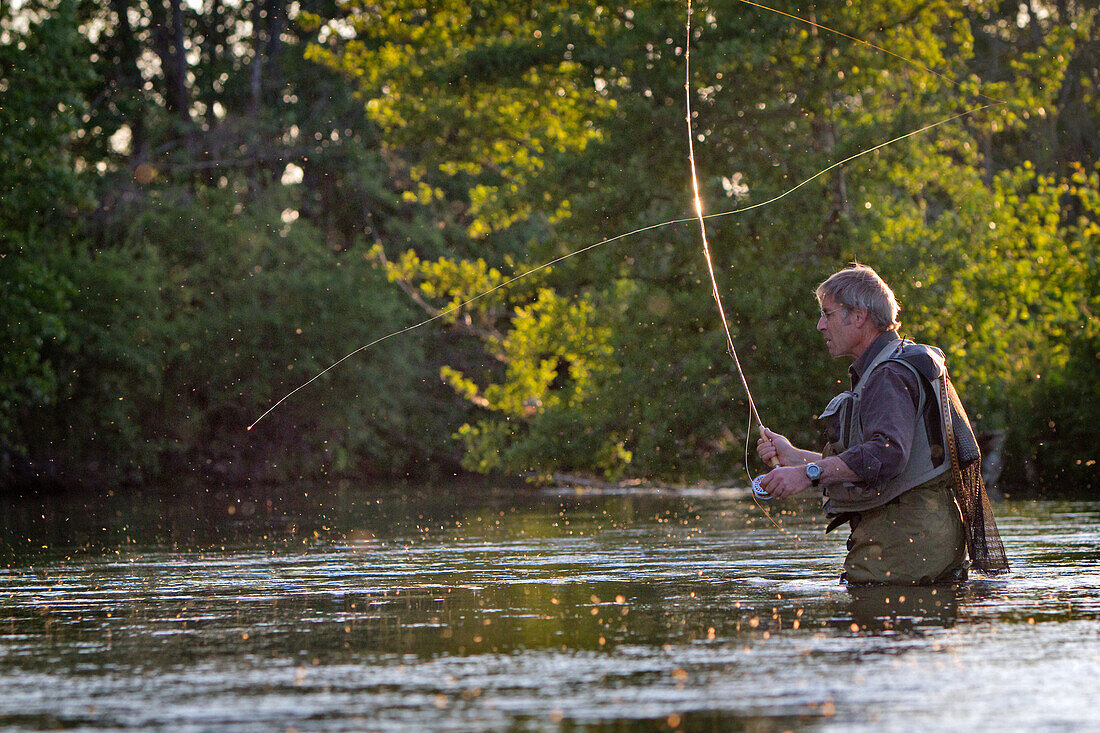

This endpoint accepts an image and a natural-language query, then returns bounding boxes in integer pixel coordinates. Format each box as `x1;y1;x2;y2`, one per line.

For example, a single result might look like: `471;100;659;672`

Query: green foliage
445;287;619;475
0;0;93;448
306;0;618;244
313;0;1098;490
1008;331;1100;495
0;0;95;229
14;186;455;480
0;239;73;439
999;164;1100;494
373;244;513;327
4;0;1098;492
4;0;477;485
861;162;1093;413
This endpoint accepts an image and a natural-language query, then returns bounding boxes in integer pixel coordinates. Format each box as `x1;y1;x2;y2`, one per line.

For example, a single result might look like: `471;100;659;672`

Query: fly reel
751;474;772;500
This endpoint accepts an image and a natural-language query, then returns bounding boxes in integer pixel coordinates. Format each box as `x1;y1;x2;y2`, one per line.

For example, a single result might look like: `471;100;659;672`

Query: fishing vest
817;338;950;514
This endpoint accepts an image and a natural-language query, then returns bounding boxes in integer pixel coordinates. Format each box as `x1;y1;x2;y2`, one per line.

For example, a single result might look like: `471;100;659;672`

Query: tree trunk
149;0;190;126
169;0;188;124
109;0;147;160
250;0;286;111
250;0;264;112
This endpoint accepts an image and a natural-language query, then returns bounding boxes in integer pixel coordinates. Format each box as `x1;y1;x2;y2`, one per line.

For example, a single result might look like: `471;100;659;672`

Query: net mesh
942;375;1010;574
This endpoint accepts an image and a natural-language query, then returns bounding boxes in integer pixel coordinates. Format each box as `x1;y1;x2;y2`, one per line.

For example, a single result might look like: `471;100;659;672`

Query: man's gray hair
816;263;901;331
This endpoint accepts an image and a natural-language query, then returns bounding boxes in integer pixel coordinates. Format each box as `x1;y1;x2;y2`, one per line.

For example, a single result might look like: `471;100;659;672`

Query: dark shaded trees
3;0;472;487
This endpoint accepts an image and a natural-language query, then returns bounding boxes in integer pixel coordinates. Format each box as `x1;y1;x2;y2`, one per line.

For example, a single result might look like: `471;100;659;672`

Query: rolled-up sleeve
837;363;922;486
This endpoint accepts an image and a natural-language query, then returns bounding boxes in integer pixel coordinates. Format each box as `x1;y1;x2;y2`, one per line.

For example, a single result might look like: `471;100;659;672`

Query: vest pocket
817;390;856;449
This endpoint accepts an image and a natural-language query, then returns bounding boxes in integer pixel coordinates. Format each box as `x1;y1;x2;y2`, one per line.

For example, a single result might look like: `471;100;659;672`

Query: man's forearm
772;451;859;484
779;448;823;466
815;455;862;486
757;450;858;499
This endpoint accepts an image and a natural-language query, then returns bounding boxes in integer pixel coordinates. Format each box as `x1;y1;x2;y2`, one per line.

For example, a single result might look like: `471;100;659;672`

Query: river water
2;480;1098;731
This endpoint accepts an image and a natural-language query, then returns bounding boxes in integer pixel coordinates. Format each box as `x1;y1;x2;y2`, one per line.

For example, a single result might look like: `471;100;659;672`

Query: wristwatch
805;462;822;488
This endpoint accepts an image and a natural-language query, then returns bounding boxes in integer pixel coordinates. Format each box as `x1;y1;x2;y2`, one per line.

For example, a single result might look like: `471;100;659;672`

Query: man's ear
851;307;869;327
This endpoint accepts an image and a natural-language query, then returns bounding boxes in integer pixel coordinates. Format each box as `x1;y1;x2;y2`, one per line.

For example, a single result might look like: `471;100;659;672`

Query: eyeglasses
819;306;846;320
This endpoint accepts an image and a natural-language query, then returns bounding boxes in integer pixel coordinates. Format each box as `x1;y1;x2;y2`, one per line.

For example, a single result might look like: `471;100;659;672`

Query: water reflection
845;584;960;632
2;481;1099;730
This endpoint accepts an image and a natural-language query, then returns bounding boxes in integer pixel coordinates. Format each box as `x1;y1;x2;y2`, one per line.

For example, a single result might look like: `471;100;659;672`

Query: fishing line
735;0;1006;106
249;108;989;432
247;218;677;431
249;6;1003;433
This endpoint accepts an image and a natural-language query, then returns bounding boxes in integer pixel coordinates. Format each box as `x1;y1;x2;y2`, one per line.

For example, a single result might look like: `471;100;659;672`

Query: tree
5;0;479;485
0;0;92;449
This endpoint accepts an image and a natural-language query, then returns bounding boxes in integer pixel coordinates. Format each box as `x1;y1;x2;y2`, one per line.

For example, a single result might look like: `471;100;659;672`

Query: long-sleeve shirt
835;331;924;487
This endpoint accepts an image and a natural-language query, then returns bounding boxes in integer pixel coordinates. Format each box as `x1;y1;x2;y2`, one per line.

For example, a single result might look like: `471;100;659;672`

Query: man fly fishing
755;263;1009;585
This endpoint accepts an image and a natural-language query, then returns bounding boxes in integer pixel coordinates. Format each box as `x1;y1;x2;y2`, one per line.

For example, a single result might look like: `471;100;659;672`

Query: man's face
817;295;859;358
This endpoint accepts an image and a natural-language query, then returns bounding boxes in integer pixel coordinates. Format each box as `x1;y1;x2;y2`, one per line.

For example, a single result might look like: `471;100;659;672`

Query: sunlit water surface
2;481;1098;731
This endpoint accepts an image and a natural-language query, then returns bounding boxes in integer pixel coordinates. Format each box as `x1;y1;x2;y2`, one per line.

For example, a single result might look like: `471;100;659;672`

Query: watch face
806;463;822;479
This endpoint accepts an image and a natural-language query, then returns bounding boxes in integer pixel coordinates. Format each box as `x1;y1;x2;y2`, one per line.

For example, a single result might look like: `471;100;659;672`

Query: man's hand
757;465;812;500
757;426;795;467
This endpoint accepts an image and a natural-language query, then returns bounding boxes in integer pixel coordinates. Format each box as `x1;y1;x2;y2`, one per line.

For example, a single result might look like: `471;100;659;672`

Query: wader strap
940;375;963;488
825;512;860;534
